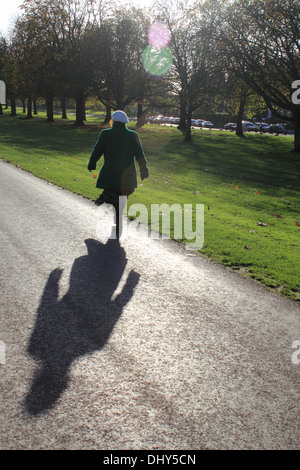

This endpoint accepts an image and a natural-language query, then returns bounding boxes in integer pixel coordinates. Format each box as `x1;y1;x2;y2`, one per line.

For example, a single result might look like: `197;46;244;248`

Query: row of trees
0;0;299;151
0;0;149;125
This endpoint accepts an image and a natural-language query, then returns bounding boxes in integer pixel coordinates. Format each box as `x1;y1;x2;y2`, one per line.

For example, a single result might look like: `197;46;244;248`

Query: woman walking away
87;110;149;238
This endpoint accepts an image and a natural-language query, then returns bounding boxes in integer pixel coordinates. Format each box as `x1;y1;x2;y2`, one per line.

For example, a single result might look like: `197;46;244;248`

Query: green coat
87;122;148;190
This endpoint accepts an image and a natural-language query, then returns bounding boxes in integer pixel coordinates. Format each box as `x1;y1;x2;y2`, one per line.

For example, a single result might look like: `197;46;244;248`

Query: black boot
95;193;105;206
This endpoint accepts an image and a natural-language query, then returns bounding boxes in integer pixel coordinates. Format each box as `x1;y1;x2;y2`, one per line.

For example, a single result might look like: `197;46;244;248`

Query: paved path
0;160;299;450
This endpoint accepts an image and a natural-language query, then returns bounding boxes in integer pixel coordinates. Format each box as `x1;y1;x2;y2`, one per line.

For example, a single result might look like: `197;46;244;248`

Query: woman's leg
115;189;134;238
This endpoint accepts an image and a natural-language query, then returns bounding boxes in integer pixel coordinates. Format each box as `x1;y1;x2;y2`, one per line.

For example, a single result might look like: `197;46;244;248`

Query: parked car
268;124;287;135
194;119;205;127
281;122;294;133
148;115;163;124
242;121;255;131
261;123;270;132
202;121;214;128
254;122;270;132
224;122;237;131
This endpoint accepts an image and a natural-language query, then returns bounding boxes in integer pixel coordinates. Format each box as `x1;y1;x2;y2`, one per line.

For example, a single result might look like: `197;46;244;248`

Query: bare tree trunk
33;99;38;115
136;100;146;128
236;91;247;137
178;94;187;132
293;122;300;153
26;97;33;119
46;94;54;122
61;97;67;119
75;92;85;126
292;108;300;153
103;104;111;124
11;97;16;116
184;111;192;142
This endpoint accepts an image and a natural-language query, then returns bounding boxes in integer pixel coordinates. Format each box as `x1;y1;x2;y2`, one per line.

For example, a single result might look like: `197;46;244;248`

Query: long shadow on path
24;238;140;416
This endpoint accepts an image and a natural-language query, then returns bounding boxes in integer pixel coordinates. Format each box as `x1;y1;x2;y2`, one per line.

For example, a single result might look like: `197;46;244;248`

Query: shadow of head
24;238;140;416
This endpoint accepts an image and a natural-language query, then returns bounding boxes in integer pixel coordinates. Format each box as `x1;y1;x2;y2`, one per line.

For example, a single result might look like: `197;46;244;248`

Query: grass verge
1;109;299;301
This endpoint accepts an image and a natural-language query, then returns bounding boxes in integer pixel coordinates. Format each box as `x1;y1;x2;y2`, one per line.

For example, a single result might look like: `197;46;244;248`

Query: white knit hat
112;110;129;123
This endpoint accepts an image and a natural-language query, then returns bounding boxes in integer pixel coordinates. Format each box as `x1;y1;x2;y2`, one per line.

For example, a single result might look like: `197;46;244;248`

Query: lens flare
148;22;170;50
142;46;173;77
143;23;173;78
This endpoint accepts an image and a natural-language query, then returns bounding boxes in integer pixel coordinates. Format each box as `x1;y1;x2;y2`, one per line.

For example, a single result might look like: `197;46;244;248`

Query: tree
90;8;149;122
1;51;18;117
10;12;46;119
11;0;66;121
216;73;267;136
156;0;224;141
0;36;8;114
216;0;300;152
60;0;99;125
14;0;99;125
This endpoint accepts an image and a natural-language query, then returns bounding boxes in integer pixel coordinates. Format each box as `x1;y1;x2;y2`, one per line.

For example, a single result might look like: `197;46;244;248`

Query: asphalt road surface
0;159;299;450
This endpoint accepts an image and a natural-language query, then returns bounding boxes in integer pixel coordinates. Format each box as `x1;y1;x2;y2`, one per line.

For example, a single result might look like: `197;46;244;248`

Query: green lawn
1;109;299;301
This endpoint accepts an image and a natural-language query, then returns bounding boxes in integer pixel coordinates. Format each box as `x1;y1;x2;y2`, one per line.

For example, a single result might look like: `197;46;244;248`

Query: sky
0;0;24;36
0;0;156;38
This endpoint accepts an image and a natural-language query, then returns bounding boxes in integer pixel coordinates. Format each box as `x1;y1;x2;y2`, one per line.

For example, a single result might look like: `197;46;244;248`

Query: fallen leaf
234;186;239;189
296;222;300;226
255;191;260;194
233;211;238;215
273;214;282;218
93;174;97;178
243;245;251;249
257;222;267;226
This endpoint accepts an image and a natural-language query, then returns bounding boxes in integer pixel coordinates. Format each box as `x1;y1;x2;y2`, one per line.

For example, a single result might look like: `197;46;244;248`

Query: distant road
0;159;299;450
162;123;294;136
